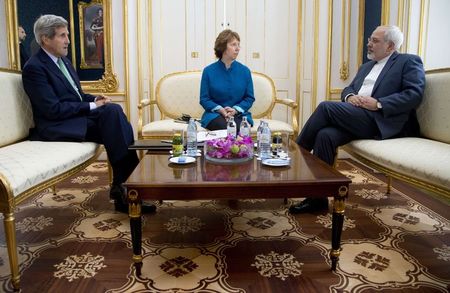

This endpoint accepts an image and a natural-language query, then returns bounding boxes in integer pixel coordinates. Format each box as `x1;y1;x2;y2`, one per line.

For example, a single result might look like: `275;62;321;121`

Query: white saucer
169;156;196;164
262;158;290;167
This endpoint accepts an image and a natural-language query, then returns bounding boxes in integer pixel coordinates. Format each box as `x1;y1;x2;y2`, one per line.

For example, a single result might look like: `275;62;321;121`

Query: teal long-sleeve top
199;60;255;128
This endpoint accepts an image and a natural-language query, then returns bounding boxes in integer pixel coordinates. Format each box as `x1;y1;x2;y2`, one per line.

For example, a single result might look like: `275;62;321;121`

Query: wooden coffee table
124;145;351;275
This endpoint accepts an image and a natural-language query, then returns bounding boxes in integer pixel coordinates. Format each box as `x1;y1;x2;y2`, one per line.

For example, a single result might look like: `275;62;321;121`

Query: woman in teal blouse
200;29;255;131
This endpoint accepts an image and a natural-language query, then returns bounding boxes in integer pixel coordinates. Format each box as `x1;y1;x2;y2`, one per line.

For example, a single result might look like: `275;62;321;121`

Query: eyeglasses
367;37;384;44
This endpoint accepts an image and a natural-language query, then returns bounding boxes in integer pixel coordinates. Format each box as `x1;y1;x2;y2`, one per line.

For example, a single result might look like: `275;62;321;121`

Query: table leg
330;185;348;271
128;189;143;276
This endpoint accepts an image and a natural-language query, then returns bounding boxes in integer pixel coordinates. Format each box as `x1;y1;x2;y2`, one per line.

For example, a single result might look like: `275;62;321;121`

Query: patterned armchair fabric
417;70;450;143
0;70;34;147
139;71;298;139
345;68;450;198
0;141;98;197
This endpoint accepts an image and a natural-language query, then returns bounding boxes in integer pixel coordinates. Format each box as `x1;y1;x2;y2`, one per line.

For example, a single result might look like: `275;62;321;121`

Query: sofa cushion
347;138;450;191
253;119;295;135
0;141;99;196
417;70;450;143
0;70;34;146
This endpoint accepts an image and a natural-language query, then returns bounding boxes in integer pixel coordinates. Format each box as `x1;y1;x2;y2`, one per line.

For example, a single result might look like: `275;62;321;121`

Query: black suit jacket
341;52;425;139
19;43;29;69
22;48;96;141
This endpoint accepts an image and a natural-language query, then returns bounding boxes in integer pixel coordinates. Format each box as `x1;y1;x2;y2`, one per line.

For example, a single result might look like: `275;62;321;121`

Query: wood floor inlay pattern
0;160;449;292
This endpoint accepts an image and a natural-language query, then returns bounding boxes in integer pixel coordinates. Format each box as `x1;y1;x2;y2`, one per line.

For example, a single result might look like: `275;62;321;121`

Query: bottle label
240;128;250;136
172;144;183;157
260;135;270;144
227;128;236;137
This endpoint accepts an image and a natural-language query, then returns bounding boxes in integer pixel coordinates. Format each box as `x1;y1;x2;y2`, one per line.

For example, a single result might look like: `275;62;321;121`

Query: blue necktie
57;58;82;101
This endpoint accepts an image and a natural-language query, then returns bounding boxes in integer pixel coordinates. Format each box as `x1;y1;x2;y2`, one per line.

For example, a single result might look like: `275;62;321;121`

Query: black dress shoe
289;197;328;214
110;184;156;214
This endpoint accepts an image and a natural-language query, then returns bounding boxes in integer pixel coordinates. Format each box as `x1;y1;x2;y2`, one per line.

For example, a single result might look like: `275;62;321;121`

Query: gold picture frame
78;1;104;69
71;0;118;92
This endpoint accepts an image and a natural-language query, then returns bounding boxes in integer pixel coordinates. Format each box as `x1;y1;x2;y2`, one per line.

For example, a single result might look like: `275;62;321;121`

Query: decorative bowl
204;135;254;164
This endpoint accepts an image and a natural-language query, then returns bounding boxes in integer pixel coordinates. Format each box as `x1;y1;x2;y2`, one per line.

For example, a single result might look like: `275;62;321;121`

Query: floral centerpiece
204;135;254;163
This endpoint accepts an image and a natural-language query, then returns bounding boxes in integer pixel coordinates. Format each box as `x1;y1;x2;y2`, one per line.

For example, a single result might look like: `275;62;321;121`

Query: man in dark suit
18;25;29;69
290;25;425;213
22;14;155;214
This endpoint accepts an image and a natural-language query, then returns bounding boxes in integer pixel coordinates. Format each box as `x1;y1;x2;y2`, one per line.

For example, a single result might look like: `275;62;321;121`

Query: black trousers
296;101;380;165
84;103;139;185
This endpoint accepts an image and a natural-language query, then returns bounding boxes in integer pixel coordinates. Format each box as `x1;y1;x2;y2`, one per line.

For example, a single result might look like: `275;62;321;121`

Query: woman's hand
224;106;237;117
218;108;228;118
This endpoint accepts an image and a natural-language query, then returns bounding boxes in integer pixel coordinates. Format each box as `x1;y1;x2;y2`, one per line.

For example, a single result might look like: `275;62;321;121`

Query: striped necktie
57;58;82;101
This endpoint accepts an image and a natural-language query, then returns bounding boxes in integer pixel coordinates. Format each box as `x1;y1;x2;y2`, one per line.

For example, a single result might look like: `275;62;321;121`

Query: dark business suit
296;52;425;165
19;43;29;69
22;48;138;185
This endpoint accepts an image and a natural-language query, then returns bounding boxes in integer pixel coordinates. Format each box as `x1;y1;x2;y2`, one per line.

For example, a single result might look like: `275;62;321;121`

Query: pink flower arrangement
205;135;253;159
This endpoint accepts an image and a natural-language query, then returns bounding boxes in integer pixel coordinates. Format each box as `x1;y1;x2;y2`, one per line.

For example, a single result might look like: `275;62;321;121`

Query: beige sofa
0;69;102;290
138;71;299;139
343;68;450;198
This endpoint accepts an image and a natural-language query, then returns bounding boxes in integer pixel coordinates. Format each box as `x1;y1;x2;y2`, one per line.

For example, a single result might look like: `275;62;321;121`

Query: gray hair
34;14;68;46
382;25;403;51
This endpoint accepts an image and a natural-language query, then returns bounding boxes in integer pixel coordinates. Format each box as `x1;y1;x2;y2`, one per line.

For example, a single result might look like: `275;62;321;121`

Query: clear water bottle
227;116;237;138
259;121;272;159
186;118;198;156
256;120;264;154
239;116;251;137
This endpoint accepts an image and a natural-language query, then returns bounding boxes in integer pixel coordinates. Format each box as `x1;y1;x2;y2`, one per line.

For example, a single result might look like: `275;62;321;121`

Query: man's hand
347;95;378;111
94;95;112;107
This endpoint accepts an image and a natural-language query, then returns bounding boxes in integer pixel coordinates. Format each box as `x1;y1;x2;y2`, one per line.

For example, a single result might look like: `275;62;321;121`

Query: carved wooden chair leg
52;185;57;195
4;212;20;290
386;175;392;194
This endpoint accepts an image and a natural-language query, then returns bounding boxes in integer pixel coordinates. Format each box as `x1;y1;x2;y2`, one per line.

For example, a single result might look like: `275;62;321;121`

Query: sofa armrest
275;97;297;109
138;99;159;139
138;98;156;110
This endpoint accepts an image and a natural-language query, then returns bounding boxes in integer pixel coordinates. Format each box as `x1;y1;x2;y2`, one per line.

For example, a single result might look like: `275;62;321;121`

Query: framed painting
78;1;104;69
71;0;118;92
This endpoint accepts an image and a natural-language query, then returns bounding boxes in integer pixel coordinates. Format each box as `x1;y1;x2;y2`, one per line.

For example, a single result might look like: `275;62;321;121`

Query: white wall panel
111;0;125;93
406;0;421;55
300;0;314;125
265;0;290;79
230;0;247;64
159;0;186;74
246;0;265;73
186;0;205;70
316;0;330;104
204;0;217;65
424;0;450;69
